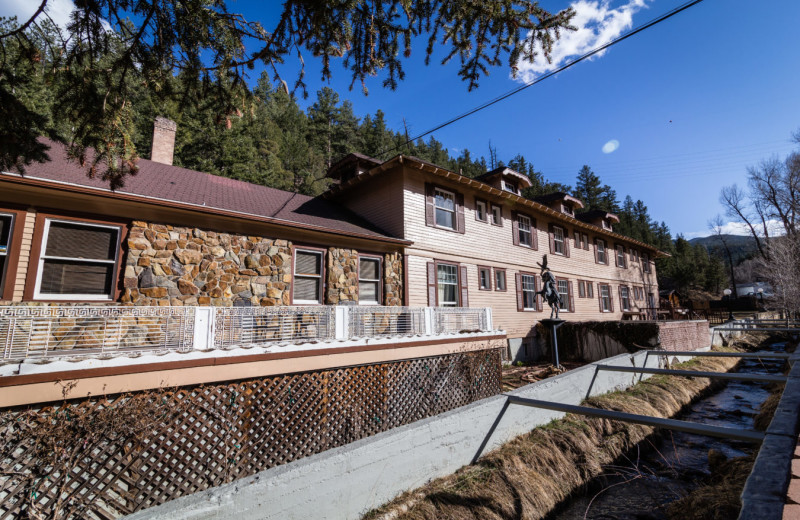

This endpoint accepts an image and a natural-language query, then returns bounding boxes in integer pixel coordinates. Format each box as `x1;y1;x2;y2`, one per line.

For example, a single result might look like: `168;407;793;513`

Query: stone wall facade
123;222;292;307
384;252;403;306
326;248;359;305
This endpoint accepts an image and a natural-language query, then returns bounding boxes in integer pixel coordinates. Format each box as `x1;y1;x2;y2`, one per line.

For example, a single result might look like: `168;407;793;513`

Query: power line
377;0;706;158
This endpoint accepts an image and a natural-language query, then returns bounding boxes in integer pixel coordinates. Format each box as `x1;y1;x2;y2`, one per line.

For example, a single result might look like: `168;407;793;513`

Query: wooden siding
339;172;405;239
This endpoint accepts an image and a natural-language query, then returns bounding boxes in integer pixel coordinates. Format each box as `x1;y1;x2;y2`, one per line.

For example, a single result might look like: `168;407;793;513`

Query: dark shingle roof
4;139;403;242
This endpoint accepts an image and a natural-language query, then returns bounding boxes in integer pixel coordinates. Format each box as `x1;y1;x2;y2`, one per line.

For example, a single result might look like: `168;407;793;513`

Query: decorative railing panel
433;307;489;334
214;306;335;348
0;306;195;361
347;306;425;338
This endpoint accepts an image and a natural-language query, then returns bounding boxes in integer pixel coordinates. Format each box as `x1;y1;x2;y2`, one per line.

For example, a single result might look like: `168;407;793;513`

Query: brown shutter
456;192;465;234
535;274;543;311
568;281;575;312
511;211;519;246
425;184;435;227
459;264;469;307
564;230;571;258
548;224;555;254
515;273;524;311
532;218;539;250
427;261;437;305
598;287;604;312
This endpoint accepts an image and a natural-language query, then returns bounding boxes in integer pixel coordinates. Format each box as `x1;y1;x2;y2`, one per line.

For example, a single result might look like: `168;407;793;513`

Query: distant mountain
689;234;760;264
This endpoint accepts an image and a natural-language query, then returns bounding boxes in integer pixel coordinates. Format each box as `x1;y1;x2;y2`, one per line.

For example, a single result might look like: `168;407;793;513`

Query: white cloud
0;0;76;29
685;219;787;239
515;0;649;83
602;139;619;153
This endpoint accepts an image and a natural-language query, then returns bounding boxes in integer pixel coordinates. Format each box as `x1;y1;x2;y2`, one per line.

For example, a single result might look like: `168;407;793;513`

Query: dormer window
561;203;573;216
502;180;518;194
602;219;612;230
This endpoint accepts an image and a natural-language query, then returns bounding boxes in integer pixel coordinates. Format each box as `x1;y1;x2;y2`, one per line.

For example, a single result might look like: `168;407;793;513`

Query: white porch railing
0;305;494;362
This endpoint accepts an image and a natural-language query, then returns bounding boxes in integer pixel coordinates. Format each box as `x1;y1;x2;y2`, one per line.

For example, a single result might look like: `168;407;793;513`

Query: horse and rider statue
536;255;562;319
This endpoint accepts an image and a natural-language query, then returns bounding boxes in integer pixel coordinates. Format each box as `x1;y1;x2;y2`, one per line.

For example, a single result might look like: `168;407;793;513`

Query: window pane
45;221;117;261
359;281;378;302
479;269;490;289
360;258;378;280
294;277;320;302
434;190;454;211
435;208;454;228
0;215;11;246
522;274;535;309
295;251;321;276
557;280;569;310
437;264;458;284
495;270;506;290
40;260;114;295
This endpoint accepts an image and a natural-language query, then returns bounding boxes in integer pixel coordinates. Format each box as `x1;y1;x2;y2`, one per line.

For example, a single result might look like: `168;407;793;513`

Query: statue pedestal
541;319;566;368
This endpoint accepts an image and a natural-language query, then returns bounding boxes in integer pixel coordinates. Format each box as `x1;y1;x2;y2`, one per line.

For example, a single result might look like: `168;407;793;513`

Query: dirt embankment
365;338;764;520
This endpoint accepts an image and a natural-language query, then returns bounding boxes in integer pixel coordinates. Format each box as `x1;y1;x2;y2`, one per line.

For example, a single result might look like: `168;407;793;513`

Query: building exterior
326;155;663;353
0;120;663;357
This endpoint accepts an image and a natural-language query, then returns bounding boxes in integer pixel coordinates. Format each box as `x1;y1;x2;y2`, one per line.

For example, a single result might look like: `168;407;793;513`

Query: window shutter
532;218;538;250
511;211;519;246
427;262;437;305
548;224;555;254
459;264;469;307
568;281;575;313
456;192;466;234
425;184;435;228
535;274;543;311
515;273;524;311
598;288;604;312
564;230;571;258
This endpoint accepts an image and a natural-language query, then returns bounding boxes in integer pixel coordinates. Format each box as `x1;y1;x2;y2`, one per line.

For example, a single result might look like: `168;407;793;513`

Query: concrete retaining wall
125;350;669;520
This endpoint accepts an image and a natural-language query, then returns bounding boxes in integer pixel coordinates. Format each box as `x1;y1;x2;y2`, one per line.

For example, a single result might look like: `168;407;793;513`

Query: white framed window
616;245;626;268
521;274;536;310
437;263;459;307
475;199;487;222
518;214;533;247
34;219;121;300
561;203;573;216
596;239;607;264
478;266;492;290
586;281;594;299
600;284;611;312
502;180;518;194
602;219;612;230
358;256;381;305
434;188;456;229
494;268;507;291
620;286;631;311
294;249;324;304
490;204;502;226
557;279;569;311
0;213;15;296
553;226;565;255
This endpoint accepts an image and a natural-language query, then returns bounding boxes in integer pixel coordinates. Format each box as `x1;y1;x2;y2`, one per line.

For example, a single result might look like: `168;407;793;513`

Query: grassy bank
364;344;756;520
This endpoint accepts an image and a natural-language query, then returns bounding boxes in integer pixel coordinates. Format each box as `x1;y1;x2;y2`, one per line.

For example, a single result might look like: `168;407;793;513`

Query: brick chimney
151;117;176;165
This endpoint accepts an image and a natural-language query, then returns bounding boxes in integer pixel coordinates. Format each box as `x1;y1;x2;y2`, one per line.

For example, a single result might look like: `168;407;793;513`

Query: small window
557;279;569;311
643;253;651;273
502;180;518;194
602;219;611;230
478;266;492;290
553;226;565;255
582;234;589;250
578;280;586;298
562;204;573;216
35;219;121;300
574;231;580;248
586;281;594;299
437;263;459;307
494;268;507;291
0;213;15;296
434;188;456;229
490;204;502;226
518;214;533;248
294;249;324;304
616;245;626;268
596;239;607;264
600;284;611;312
521;274;536;310
632;249;639;263
358;256;381;305
620;286;631;311
475;199;487;222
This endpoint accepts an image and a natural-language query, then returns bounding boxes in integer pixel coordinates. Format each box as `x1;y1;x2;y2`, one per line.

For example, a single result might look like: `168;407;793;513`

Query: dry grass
364;350;747;520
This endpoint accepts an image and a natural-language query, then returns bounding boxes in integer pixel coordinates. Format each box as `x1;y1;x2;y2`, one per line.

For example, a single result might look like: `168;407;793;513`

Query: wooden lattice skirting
0;348;502;519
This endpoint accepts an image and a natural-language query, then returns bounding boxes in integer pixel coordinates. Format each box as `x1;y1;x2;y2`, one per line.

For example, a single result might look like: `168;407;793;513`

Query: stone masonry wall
326;248;358;305
123;222;292;307
384;252;403;306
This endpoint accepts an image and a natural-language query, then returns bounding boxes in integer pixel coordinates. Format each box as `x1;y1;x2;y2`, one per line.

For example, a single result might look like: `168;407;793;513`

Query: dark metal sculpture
536;255;562;319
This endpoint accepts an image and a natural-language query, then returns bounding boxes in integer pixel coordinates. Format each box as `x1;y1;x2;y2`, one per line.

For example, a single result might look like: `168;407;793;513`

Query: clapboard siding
339;173;405;239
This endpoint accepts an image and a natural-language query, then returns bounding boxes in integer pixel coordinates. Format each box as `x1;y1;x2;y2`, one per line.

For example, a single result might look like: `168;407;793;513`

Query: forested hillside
4;18;722;293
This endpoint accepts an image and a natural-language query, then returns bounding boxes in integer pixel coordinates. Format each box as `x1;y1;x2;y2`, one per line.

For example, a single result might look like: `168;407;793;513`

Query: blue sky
4;0;799;239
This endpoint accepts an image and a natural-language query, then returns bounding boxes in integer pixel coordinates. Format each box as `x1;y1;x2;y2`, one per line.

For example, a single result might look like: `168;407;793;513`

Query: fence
1;305;494;362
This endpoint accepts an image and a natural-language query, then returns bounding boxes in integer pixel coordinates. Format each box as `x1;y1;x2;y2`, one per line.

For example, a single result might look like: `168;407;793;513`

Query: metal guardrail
347;306;425;338
433;307;488;334
214;306;335;348
0;306;195;360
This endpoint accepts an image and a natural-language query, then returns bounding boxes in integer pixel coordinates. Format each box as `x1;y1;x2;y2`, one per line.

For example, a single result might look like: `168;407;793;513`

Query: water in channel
549;342;786;520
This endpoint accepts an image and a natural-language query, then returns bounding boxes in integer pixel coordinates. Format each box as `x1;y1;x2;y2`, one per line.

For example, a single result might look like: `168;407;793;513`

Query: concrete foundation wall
125;350;669;520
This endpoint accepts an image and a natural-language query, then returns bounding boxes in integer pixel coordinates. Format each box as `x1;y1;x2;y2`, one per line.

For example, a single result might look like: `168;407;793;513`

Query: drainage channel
547;341;787;520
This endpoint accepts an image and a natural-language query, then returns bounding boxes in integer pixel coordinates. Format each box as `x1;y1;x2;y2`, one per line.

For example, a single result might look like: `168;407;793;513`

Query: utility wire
377;0;706;158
